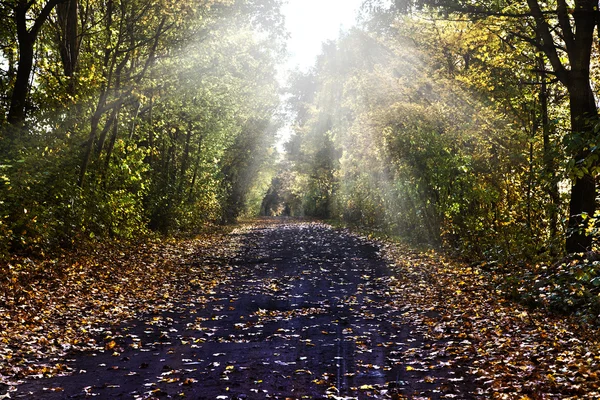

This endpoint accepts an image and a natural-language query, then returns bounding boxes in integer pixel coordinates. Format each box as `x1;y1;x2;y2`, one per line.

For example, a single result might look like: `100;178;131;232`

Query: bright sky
276;0;365;151
282;0;365;72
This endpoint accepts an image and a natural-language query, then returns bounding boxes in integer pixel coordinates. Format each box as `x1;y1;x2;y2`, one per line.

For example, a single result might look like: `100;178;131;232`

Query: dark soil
12;221;477;399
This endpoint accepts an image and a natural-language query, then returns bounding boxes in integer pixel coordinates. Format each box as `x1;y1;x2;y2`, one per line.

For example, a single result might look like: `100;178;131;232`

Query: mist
269;14;554;261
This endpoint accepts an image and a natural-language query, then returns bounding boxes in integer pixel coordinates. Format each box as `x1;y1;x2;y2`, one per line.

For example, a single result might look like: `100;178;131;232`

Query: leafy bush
495;255;600;325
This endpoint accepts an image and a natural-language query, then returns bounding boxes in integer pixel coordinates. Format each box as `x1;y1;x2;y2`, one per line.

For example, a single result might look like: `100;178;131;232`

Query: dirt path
13;221;476;399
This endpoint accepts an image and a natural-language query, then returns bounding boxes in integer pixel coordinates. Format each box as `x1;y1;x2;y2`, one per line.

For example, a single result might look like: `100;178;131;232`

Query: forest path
14;221;476;399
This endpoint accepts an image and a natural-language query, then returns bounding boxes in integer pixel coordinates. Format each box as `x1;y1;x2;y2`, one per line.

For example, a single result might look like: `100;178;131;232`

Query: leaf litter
1;219;599;399
1;232;239;395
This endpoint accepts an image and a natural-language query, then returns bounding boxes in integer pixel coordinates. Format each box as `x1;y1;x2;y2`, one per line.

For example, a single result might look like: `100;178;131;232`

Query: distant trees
270;1;600;260
0;0;285;257
397;13;569;254
276;9;584;260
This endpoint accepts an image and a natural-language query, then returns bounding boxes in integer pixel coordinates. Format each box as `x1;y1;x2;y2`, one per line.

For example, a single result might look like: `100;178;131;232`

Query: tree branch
526;0;570;86
556;0;575;53
443;4;555;19
31;0;68;38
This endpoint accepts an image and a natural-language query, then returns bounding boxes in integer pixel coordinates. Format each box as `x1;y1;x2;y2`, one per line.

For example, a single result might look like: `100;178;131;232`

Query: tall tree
55;0;79;93
6;0;67;127
526;0;598;252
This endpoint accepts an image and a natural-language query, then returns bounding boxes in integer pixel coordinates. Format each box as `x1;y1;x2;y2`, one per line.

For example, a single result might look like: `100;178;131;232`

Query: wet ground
12;222;476;399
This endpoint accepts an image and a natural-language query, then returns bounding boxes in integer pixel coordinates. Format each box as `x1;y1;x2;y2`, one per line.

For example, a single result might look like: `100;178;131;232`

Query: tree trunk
95;106;118;158
78;109;102;187
7;0;67;126
539;58;559;247
103;109;120;176
178;122;193;195
565;77;598;253
148;94;154;165
7;3;35;127
56;0;79;93
7;39;33;126
525;0;598;253
527;110;536;233
563;3;597;252
188;155;201;203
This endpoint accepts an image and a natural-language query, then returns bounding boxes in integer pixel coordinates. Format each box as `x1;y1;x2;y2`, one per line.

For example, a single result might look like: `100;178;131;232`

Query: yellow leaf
294;369;312;375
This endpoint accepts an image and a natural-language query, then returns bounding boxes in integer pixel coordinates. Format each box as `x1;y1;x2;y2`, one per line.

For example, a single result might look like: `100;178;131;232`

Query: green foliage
277;18;569;262
495;255;600;325
0;0;285;258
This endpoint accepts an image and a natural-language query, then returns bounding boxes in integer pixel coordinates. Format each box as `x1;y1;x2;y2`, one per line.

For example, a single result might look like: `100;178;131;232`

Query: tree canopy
269;1;600;262
0;0;285;257
2;0;600;264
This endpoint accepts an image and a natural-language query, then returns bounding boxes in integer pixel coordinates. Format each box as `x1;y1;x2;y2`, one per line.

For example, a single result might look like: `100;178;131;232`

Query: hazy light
282;0;365;72
278;0;364;152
